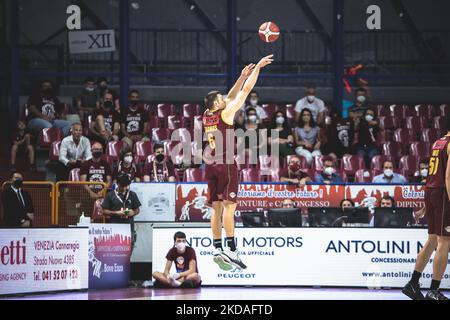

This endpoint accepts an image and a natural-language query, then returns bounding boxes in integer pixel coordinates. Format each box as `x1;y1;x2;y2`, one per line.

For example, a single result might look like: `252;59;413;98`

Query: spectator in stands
314;155;343;184
80;142;112;200
268;111;295;165
10;120;35;171
76;77;100;122
321;108;355;159
26;80;72;136
245;91;267;120
121;90;149;149
282;199;296;208
280;155;311;187
355;108;380;167
235;107;265;161
372;160;407;184
340;199;355;210
380;195;395;208
57;122;92;181
97;77;120;112
143;143;176;182
151;231;201;288
89;91;120;147
413;158;429;184
294;85;326;126
293;108;322;166
349;87;369;120
1;171;35;227
114;148;140;183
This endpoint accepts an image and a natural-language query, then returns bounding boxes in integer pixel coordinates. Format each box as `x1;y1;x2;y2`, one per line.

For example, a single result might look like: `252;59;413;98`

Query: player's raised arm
226;64;255;101
222;54;273;123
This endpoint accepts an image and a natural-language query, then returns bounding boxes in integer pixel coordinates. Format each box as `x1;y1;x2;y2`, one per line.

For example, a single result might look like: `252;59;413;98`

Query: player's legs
222;200;237;239
184;272;202;286
152;271;171;287
414;235;438;273
211;201;223;240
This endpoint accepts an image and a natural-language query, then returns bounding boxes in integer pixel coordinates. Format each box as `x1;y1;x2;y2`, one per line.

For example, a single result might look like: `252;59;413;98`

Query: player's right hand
257;54;274;68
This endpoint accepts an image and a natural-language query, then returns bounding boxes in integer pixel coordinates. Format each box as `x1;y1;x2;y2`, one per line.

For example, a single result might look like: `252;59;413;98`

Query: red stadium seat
382;141;404;160
134;141;153;163
285;104;295;120
183;168;206;182
92;199;104;222
421;128;441;143
107;141;126;162
167;115;183;130
49;141;61;161
432;116;447;131
267;169;281;182
171;128;192;142
414;104;435;119
258;155;281;174
240;167;262;182
165;141;191;164
234;153;254;170
340;154;365;177
182;104;201;118
399;155;419;180
390;104;413;119
406;116;429;130
409;141;431;158
354;169;373;183
261;104;280;119
69;168;80;181
191;141;203;165
440;104;449;118
147;115;160;132
375;130;390;148
370;155;395;170
39;128;63;148
152;128;172;142
378;116;400;131
285;155;308;169
375;104;390;117
157;103;176;118
393;128;418;146
312;155;337;172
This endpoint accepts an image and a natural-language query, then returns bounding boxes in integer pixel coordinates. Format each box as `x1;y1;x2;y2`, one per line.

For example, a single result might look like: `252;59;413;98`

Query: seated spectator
280;155;311;187
372;160;407;184
114;148;140;183
314;156;343;184
282;198;296;208
26;80;72;136
380;195;395;208
321;108;355;159
340;199;355;210
412;158;429;184
245;91;267;120
76;77;100;122
235;107;265;161
121;90;149;149
355;108;380;167
1;171;35;227
268;111;295;165
349;87;369;121
293;108;322;166
97;77;120;112
57;122;92;181
90;91;120;147
143;143;176;182
151;231;201;288
294;85;326;126
80;142;112;200
10;120;35;171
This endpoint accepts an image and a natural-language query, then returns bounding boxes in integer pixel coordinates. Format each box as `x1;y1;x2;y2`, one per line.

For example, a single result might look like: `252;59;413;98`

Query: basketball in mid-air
258;21;280;43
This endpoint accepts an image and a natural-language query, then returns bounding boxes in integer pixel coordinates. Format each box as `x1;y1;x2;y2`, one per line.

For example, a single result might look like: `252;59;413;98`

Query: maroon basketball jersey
202;108;234;163
426;135;450;188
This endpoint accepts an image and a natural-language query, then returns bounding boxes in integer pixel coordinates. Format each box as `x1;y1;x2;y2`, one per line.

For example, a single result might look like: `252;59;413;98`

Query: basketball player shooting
202;54;274;270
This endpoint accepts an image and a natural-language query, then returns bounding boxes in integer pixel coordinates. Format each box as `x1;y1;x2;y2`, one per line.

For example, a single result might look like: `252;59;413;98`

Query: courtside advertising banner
0;228;88;295
130;183;176;221
152;227;449;288
88;224;132;289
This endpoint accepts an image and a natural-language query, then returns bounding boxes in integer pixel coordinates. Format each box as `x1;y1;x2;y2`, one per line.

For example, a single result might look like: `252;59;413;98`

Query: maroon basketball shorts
425;187;450;236
205;163;238;204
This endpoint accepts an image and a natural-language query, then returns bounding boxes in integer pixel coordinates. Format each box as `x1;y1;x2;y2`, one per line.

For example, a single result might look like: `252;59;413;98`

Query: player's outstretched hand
257;54;274;68
241;63;256;79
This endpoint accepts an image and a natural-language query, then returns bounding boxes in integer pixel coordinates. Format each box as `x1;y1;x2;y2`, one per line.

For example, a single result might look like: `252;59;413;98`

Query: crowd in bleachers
11;78;450;186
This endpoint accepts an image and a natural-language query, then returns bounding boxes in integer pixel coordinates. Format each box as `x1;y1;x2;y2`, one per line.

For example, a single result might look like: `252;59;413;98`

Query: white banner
68;29;116;54
130;183;176;221
152;227;450;288
0;228;89;295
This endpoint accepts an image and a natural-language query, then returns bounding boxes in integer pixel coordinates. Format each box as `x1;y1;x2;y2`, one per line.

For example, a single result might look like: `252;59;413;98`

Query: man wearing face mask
90;92;120;147
349;87;369;121
244;91;267;120
143;143;176;182
1;172;35;227
121;90;149;149
26;80;72;136
76;77;100;122
314;156;343;184
280;155;311;187
102;173;141;250
150;231;201;288
114;148;140;183
97;77;120;112
80;142;112;200
294;85;326;126
372;160;407;184
413;159;429;184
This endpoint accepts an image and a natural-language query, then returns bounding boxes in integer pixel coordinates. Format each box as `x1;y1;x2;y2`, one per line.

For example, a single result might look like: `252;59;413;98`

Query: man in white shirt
372;160;407;184
294;86;326;126
234;91;267;126
57;122;92;181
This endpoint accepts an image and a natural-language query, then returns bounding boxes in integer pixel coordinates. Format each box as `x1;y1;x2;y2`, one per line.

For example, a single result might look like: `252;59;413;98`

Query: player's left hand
241;63;255;79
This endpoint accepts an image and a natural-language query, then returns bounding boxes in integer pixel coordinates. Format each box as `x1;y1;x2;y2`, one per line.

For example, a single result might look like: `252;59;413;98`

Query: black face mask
131;100;139;107
92;151;103;159
13;179;23;189
42;88;53;97
155;154;164;162
104;101;113;109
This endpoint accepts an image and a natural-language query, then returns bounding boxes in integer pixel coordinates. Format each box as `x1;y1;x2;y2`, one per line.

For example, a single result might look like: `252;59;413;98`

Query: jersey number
207;133;216;149
429;156;439;176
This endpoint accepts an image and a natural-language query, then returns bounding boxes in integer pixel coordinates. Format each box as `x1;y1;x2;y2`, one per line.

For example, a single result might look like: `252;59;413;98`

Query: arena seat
49;141;61;161
405;116;429;131
152;128;172;142
183;168;206;182
182;104;201;118
410;141;431;158
193;115;203;132
432;116;446;131
134;141;153;163
390;104;413;119
147;115;160;131
415;104;435;119
370;155;395;170
440;104;449;118
375;104;390;117
340;154;365;177
157;103;176;118
393;128;418;146
421;128;441;143
107;141;126;162
258;155;281;173
69;168;80;181
382;141;404;160
379;116;400;132
167;115;183;130
399;155;420;180
240;167;262;182
261;104;280;119
354;169;373;183
312;155;337;172
39;128;63;148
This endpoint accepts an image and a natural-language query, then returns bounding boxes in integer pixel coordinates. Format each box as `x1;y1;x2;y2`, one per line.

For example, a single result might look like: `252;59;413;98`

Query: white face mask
248;115;257;123
357;96;366;103
420;168;428;177
124;155;133;164
276;117;285;125
175;242;186;252
307;95;315;103
249;98;258;106
365;114;374;122
384;169;394;177
85;87;95;92
323;167;335;176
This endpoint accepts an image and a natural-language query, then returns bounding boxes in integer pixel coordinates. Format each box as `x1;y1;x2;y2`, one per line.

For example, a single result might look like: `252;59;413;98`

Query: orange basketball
258;21;280;43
